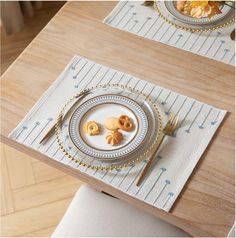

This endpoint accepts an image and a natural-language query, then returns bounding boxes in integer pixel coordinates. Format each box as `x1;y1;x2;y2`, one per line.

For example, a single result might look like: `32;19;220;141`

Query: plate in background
155;0;235;33
165;1;234;25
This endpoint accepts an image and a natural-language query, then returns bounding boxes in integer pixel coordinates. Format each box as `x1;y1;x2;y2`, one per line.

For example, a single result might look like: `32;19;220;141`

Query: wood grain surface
0;142;82;237
0;1;65;75
0;3;82;237
1;2;235;237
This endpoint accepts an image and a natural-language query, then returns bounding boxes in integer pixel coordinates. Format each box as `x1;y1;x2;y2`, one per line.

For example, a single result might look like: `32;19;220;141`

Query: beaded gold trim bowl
154;0;235;33
55;84;163;171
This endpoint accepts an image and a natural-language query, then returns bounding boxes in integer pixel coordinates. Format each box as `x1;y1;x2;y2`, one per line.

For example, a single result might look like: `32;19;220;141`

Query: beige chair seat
52;185;190;237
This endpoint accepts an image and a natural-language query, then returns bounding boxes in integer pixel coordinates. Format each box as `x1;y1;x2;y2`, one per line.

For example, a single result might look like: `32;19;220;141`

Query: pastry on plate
118;115;134;132
106;129;123;145
84;121;100;136
104;117;120;131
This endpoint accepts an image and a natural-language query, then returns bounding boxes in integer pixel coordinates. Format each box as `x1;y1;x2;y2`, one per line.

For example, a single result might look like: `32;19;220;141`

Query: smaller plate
69;94;149;159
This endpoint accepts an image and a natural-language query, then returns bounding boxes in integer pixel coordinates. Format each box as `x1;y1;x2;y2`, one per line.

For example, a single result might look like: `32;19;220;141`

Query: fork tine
163;114;176;134
168;114;175;126
169;113;175;121
169;113;174;120
168;115;178;135
165;114;178;135
170;115;178;127
164;114;174;131
172;116;178;129
168;113;175;123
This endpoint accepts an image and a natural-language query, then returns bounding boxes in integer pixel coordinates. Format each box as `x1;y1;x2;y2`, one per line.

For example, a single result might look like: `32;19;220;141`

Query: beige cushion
52;185;190;237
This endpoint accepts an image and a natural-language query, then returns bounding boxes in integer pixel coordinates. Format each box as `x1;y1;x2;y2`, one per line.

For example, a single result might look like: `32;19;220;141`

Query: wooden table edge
1;134;210;237
0;2;234;237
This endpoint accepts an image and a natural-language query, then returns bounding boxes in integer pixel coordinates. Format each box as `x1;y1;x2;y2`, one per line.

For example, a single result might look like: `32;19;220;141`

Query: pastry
84;121;100;136
119;115;130;122
118;115;134;132
106;130;123;145
104;117;120;131
176;0;185;11
176;1;222;19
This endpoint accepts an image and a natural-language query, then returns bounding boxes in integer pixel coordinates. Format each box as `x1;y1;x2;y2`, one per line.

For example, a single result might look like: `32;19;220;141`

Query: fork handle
136;133;166;186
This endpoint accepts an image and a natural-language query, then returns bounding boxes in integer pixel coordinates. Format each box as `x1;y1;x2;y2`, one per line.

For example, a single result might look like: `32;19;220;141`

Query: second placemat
104;1;235;66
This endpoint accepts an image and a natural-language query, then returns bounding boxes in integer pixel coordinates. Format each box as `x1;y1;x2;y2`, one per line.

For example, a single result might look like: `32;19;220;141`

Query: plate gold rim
68;94;146;158
55;83;163;171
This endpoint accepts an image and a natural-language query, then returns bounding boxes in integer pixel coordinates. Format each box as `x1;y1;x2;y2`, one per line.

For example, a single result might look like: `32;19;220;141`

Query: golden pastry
104;117;120;131
119;115;130;122
118;115;134;132
177;1;222;19
176;0;186;12
106;130;123;145
84;121;100;136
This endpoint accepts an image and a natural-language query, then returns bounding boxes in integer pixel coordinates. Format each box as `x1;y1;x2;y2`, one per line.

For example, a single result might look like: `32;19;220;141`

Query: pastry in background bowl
176;0;222;19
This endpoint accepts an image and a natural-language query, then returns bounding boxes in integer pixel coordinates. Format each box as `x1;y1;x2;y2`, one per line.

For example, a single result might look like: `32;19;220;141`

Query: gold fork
136;114;178;186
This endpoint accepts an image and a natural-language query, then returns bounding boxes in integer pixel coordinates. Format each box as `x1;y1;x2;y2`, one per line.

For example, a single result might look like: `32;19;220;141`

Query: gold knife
39;90;91;144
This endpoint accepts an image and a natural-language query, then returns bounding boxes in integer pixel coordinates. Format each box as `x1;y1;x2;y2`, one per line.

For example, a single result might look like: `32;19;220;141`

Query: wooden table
1;2;235;237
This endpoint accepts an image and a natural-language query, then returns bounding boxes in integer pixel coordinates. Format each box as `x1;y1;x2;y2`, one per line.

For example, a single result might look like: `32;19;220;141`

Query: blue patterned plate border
69;94;149;159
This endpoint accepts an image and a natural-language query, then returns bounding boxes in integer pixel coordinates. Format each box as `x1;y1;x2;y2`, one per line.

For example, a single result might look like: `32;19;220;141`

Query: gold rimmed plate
154;0;235;33
166;1;234;25
69;94;148;160
56;84;162;169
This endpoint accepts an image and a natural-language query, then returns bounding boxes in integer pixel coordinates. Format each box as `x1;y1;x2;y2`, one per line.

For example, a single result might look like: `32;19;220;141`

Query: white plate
58;84;162;167
69;94;148;159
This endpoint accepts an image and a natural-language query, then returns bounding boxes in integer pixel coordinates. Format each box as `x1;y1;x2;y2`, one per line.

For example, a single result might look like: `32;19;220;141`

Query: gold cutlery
230;29;235;41
39;90;91;144
136;114;178;186
143;1;154;7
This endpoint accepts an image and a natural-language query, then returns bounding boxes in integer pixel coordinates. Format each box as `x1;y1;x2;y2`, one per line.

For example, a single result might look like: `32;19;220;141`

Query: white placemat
9;55;226;212
104;1;235;66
